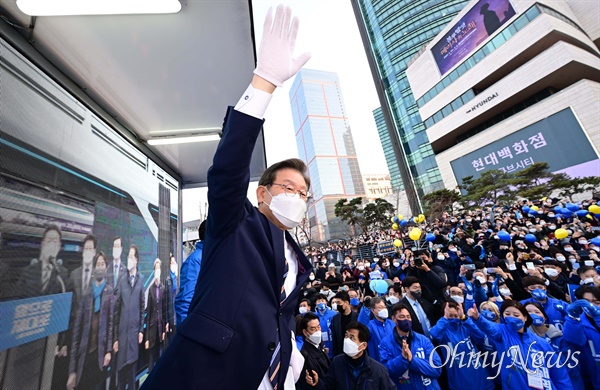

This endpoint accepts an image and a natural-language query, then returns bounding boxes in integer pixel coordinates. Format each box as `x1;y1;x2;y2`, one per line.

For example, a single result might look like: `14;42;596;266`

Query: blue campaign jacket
379;329;442;390
174;240;203;324
141;108;313;390
430;317;494;390
473;316;573;390
316;308;338;358
520;297;567;331
358;306;395;363
563;313;600;389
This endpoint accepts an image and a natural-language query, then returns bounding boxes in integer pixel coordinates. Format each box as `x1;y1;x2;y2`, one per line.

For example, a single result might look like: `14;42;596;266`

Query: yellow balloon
397;214;404;221
418;214;425;223
390;217;396;223
392;223;399;231
589;205;600;214
394;239;403;247
409;228;422;241
554;228;568;239
530;205;539;211
541;197;547;202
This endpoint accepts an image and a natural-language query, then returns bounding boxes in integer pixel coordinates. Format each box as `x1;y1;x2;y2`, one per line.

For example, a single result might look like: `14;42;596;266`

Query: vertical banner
432;0;516;75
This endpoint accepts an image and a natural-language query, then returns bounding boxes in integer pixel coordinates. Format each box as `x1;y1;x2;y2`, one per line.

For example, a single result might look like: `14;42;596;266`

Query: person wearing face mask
542;259;570;297
66;252;116;390
469;300;573;390
314;295;338;358
563;286;600;389
429;302;493;390
114;244;145;390
107;236;127;291
324;264;342;287
174;220;206;325
143;13;314;389
399;277;439;338
406;250;449;306
386;285;403;309
298;313;330;390
520;276;569;330
357;297;395;363
304;322;395;389
524;302;585;390
145;259;168;374
330;292;358;356
348;289;361;312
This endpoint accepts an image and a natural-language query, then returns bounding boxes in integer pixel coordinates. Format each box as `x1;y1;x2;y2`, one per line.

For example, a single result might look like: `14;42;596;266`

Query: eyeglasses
270;183;311;200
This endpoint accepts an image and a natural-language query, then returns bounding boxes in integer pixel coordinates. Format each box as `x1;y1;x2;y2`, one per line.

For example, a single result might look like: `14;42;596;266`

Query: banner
450;108;599;185
432;0;516;75
0;293;72;351
377;240;395;255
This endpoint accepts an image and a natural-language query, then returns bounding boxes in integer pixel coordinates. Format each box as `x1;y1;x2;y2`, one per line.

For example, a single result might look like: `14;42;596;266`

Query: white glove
254;5;311;87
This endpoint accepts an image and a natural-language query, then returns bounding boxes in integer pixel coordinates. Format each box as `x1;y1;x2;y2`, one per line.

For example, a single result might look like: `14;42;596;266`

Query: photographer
405;249;449;306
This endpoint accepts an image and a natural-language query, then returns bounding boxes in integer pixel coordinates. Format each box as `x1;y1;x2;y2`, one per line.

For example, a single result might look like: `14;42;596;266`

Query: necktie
414;301;430;337
269;256;289;390
84;268;90;291
114;263;119;287
41;265;52;292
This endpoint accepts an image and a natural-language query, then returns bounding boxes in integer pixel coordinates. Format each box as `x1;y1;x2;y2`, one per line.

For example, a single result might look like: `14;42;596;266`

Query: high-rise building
406;0;600;192
373;107;402;191
352;0;471;213
289;69;366;242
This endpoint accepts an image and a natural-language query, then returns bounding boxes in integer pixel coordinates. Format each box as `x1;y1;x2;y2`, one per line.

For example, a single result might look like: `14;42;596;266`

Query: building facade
363;173;394;201
352;0;471;214
373;107;403;191
289;69;366;242
406;0;600;191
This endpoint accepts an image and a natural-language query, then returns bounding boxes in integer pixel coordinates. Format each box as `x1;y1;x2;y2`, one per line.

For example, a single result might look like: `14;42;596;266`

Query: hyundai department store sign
450;108;600;185
432;0;516;76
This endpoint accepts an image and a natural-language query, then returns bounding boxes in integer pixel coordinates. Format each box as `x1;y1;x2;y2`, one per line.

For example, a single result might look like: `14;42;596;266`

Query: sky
182;0;388;222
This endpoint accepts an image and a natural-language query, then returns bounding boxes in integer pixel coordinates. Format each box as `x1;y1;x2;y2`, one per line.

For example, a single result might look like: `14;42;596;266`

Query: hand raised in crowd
401;339;412;362
467;303;479;320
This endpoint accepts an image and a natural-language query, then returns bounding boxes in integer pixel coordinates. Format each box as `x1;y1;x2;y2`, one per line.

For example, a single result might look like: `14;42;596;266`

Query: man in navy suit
141;5;311;389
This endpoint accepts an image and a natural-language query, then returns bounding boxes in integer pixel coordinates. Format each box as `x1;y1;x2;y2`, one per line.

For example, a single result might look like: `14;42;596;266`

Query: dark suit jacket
330;310;358;356
107;259;127;291
145;282;166;349
68;281;115;384
299;342;330;390
114;270;145;370
399;296;439;336
141;108;312;390
15;259;68;299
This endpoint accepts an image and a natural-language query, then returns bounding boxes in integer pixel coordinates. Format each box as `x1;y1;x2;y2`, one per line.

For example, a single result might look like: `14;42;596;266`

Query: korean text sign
431;0;516;76
0;292;72;351
450;108;599;185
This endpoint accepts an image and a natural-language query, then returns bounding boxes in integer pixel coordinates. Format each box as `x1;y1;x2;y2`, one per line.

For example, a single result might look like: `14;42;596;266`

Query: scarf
93;280;106;313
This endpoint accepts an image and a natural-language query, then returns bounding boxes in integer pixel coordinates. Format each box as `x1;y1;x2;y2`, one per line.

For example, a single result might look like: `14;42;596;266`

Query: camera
413;257;423;267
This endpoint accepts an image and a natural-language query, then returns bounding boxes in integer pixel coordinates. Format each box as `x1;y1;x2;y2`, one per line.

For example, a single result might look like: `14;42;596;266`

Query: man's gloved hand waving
254;5;312;87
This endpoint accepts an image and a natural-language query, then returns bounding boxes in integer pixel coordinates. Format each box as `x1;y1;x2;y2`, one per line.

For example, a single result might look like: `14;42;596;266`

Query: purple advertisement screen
432;0;516;75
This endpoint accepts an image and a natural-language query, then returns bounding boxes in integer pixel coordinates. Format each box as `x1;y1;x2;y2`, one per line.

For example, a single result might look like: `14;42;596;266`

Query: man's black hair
390;303;411;317
300;312;320;332
345;321;370;343
198;220;207;241
334;291;350;303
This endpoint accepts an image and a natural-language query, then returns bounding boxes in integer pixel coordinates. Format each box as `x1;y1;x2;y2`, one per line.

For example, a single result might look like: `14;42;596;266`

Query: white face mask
584;260;594;267
393;262;400;267
127;258;136;271
437;255;445;261
343;338;363;357
171;264;178;274
82;251;94;265
476;276;486;284
499;288;512;296
377;308;388;319
564;247;573;252
358;266;365;271
332;303;338;311
556;255;566;262
449;248;457;252
451;295;464;304
154;269;161;282
299;307;308;315
112;247;122;260
265;190;307;229
544;268;559;277
387;296;400;305
308;330;322;345
579;240;588;245
581;277;594;285
309;275;315;281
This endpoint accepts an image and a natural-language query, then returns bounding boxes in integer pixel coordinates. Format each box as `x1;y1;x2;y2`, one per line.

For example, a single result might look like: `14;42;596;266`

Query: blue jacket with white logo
520;297;567;331
473;315;573;390
379;329;441;390
563;313;600;389
358;306;395;363
430;317;495;390
316;308;338;358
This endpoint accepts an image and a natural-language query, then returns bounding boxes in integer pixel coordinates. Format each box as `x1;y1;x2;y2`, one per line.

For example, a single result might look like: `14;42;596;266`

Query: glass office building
289;69;366;242
352;0;470;213
373;107;403;191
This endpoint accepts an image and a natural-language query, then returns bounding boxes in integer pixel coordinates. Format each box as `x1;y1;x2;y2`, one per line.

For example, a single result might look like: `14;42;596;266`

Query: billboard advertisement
450;108;600;185
432;0;516;76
